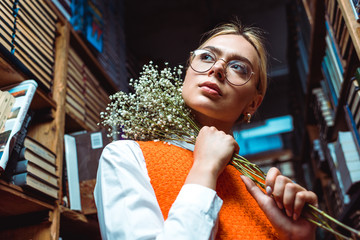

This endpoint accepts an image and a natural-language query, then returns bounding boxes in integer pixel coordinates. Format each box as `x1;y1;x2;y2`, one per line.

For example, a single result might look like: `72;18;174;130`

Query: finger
272;175;292;210
265;167;281;196
240;175;267;204
241;175;289;228
293;191;318;221
283;183;298;218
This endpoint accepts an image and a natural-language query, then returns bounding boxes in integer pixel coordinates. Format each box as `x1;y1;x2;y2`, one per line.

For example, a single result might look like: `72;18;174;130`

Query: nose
207;59;226;81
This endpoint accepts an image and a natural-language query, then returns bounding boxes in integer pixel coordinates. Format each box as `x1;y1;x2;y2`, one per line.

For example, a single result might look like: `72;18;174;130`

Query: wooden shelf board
0;46;56;111
0;179;54;217
31;89;57;110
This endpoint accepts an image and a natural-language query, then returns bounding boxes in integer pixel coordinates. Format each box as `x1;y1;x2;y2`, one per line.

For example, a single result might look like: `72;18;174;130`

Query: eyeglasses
189;49;255;86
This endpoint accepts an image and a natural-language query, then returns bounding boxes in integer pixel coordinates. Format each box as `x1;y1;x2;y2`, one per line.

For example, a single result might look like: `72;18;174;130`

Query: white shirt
94;140;223;240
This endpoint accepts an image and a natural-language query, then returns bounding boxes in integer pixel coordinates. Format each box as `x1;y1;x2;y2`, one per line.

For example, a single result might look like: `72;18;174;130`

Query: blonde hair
198;22;268;97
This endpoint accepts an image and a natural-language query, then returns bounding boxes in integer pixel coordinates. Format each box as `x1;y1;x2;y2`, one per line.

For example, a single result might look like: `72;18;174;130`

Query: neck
194;111;233;134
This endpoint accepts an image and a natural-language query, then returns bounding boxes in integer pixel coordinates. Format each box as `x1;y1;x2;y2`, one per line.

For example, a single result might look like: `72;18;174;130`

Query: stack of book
10;136;58;200
0;0;58;92
326;141;351;217
0;80;37;173
325;0;353;82
66;47;109;130
0;80;58;200
334;131;360;195
321;21;345;108
311;87;335;137
346;70;360;145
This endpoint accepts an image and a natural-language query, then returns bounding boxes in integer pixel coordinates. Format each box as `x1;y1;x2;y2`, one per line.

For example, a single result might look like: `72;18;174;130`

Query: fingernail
293;213;298;221
276;201;283;209
266;186;272;195
286;209;292;218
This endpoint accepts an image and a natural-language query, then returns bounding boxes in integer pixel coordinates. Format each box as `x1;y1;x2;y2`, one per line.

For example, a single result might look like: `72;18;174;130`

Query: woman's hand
241;167;318;240
185;126;239;190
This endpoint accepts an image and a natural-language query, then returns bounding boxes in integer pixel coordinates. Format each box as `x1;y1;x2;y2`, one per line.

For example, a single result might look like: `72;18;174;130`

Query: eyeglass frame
189;49;255;87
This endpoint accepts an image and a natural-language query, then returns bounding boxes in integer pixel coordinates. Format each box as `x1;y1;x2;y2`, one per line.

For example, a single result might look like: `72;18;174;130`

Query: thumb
240;175;289;229
240;175;267;205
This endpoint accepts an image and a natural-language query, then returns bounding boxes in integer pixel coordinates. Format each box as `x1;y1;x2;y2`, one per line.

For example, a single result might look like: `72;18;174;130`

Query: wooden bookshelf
0;1;120;239
291;0;360;237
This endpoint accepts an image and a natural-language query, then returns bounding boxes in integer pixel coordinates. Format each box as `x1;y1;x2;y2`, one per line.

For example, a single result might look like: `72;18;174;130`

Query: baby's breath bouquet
101;62;359;240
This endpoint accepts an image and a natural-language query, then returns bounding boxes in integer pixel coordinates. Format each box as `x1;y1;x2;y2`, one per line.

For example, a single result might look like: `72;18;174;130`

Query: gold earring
247;113;251;123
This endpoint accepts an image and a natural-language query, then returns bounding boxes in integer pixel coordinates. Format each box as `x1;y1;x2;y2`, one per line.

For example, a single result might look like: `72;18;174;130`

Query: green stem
306;217;352;240
307;204;360;238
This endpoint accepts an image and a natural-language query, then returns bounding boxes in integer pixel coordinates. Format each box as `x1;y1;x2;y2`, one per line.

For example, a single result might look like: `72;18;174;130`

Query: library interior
0;0;359;239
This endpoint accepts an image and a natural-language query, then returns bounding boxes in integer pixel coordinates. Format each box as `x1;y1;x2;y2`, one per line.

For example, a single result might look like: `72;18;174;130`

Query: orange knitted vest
138;141;278;240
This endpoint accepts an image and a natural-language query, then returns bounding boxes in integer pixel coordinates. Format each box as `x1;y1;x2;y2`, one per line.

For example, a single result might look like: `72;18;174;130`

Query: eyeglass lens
190;49;253;85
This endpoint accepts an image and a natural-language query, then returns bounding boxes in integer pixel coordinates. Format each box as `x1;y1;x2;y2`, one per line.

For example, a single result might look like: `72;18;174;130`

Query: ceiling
122;0;295;123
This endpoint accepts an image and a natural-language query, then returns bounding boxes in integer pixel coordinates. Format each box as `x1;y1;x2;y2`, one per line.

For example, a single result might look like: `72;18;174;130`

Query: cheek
181;71;194;101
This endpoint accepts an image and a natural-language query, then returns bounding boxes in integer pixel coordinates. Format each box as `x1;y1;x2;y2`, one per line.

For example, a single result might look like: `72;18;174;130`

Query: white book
64;134;82;211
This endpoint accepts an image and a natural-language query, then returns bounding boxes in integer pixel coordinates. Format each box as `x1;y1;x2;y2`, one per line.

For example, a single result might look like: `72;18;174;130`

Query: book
347;77;359;107
0;91;16;132
0;80;37;173
19;147;57;176
350;87;360;118
64;129;110;214
335;131;360;194
14;159;58;188
70;0;103;52
11;172;58;199
23;136;56;166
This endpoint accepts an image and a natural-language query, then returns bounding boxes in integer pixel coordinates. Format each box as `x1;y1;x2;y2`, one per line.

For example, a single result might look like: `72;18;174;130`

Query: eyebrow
202;46;255;70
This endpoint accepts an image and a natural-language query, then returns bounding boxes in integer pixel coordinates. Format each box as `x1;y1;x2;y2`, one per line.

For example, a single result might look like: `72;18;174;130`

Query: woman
94;22;318;239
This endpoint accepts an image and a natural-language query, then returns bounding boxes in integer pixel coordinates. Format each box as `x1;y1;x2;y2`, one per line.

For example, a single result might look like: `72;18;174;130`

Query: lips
199;81;223;96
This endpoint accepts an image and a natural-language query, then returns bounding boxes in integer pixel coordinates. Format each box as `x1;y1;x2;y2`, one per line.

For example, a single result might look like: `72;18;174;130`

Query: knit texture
138;141;278;240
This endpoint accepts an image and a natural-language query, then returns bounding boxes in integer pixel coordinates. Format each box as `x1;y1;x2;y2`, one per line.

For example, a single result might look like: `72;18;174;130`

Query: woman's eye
230;62;248;74
200;53;215;62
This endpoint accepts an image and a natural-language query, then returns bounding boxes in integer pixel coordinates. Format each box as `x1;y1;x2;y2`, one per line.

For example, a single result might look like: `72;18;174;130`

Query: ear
246;93;263;115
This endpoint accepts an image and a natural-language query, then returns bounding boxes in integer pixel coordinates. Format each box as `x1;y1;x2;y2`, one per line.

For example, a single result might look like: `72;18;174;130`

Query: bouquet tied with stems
100;62;360;240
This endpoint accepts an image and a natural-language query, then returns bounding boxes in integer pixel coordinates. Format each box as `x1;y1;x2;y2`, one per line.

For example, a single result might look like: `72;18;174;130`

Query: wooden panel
0;179;54;217
338;0;360;60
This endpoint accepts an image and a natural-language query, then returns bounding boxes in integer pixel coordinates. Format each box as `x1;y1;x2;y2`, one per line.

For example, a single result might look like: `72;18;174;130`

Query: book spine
0;80;37;172
24;138;56;165
14;159;28;173
11;172;58;199
14;159;58;188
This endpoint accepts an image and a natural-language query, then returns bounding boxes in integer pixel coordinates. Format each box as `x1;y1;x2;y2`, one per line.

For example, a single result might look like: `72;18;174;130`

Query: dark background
122;0;297;124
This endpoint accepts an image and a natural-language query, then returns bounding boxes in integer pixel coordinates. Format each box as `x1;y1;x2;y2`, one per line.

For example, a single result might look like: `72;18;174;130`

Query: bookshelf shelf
291;0;360;236
0;179;54;217
0;0;121;238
